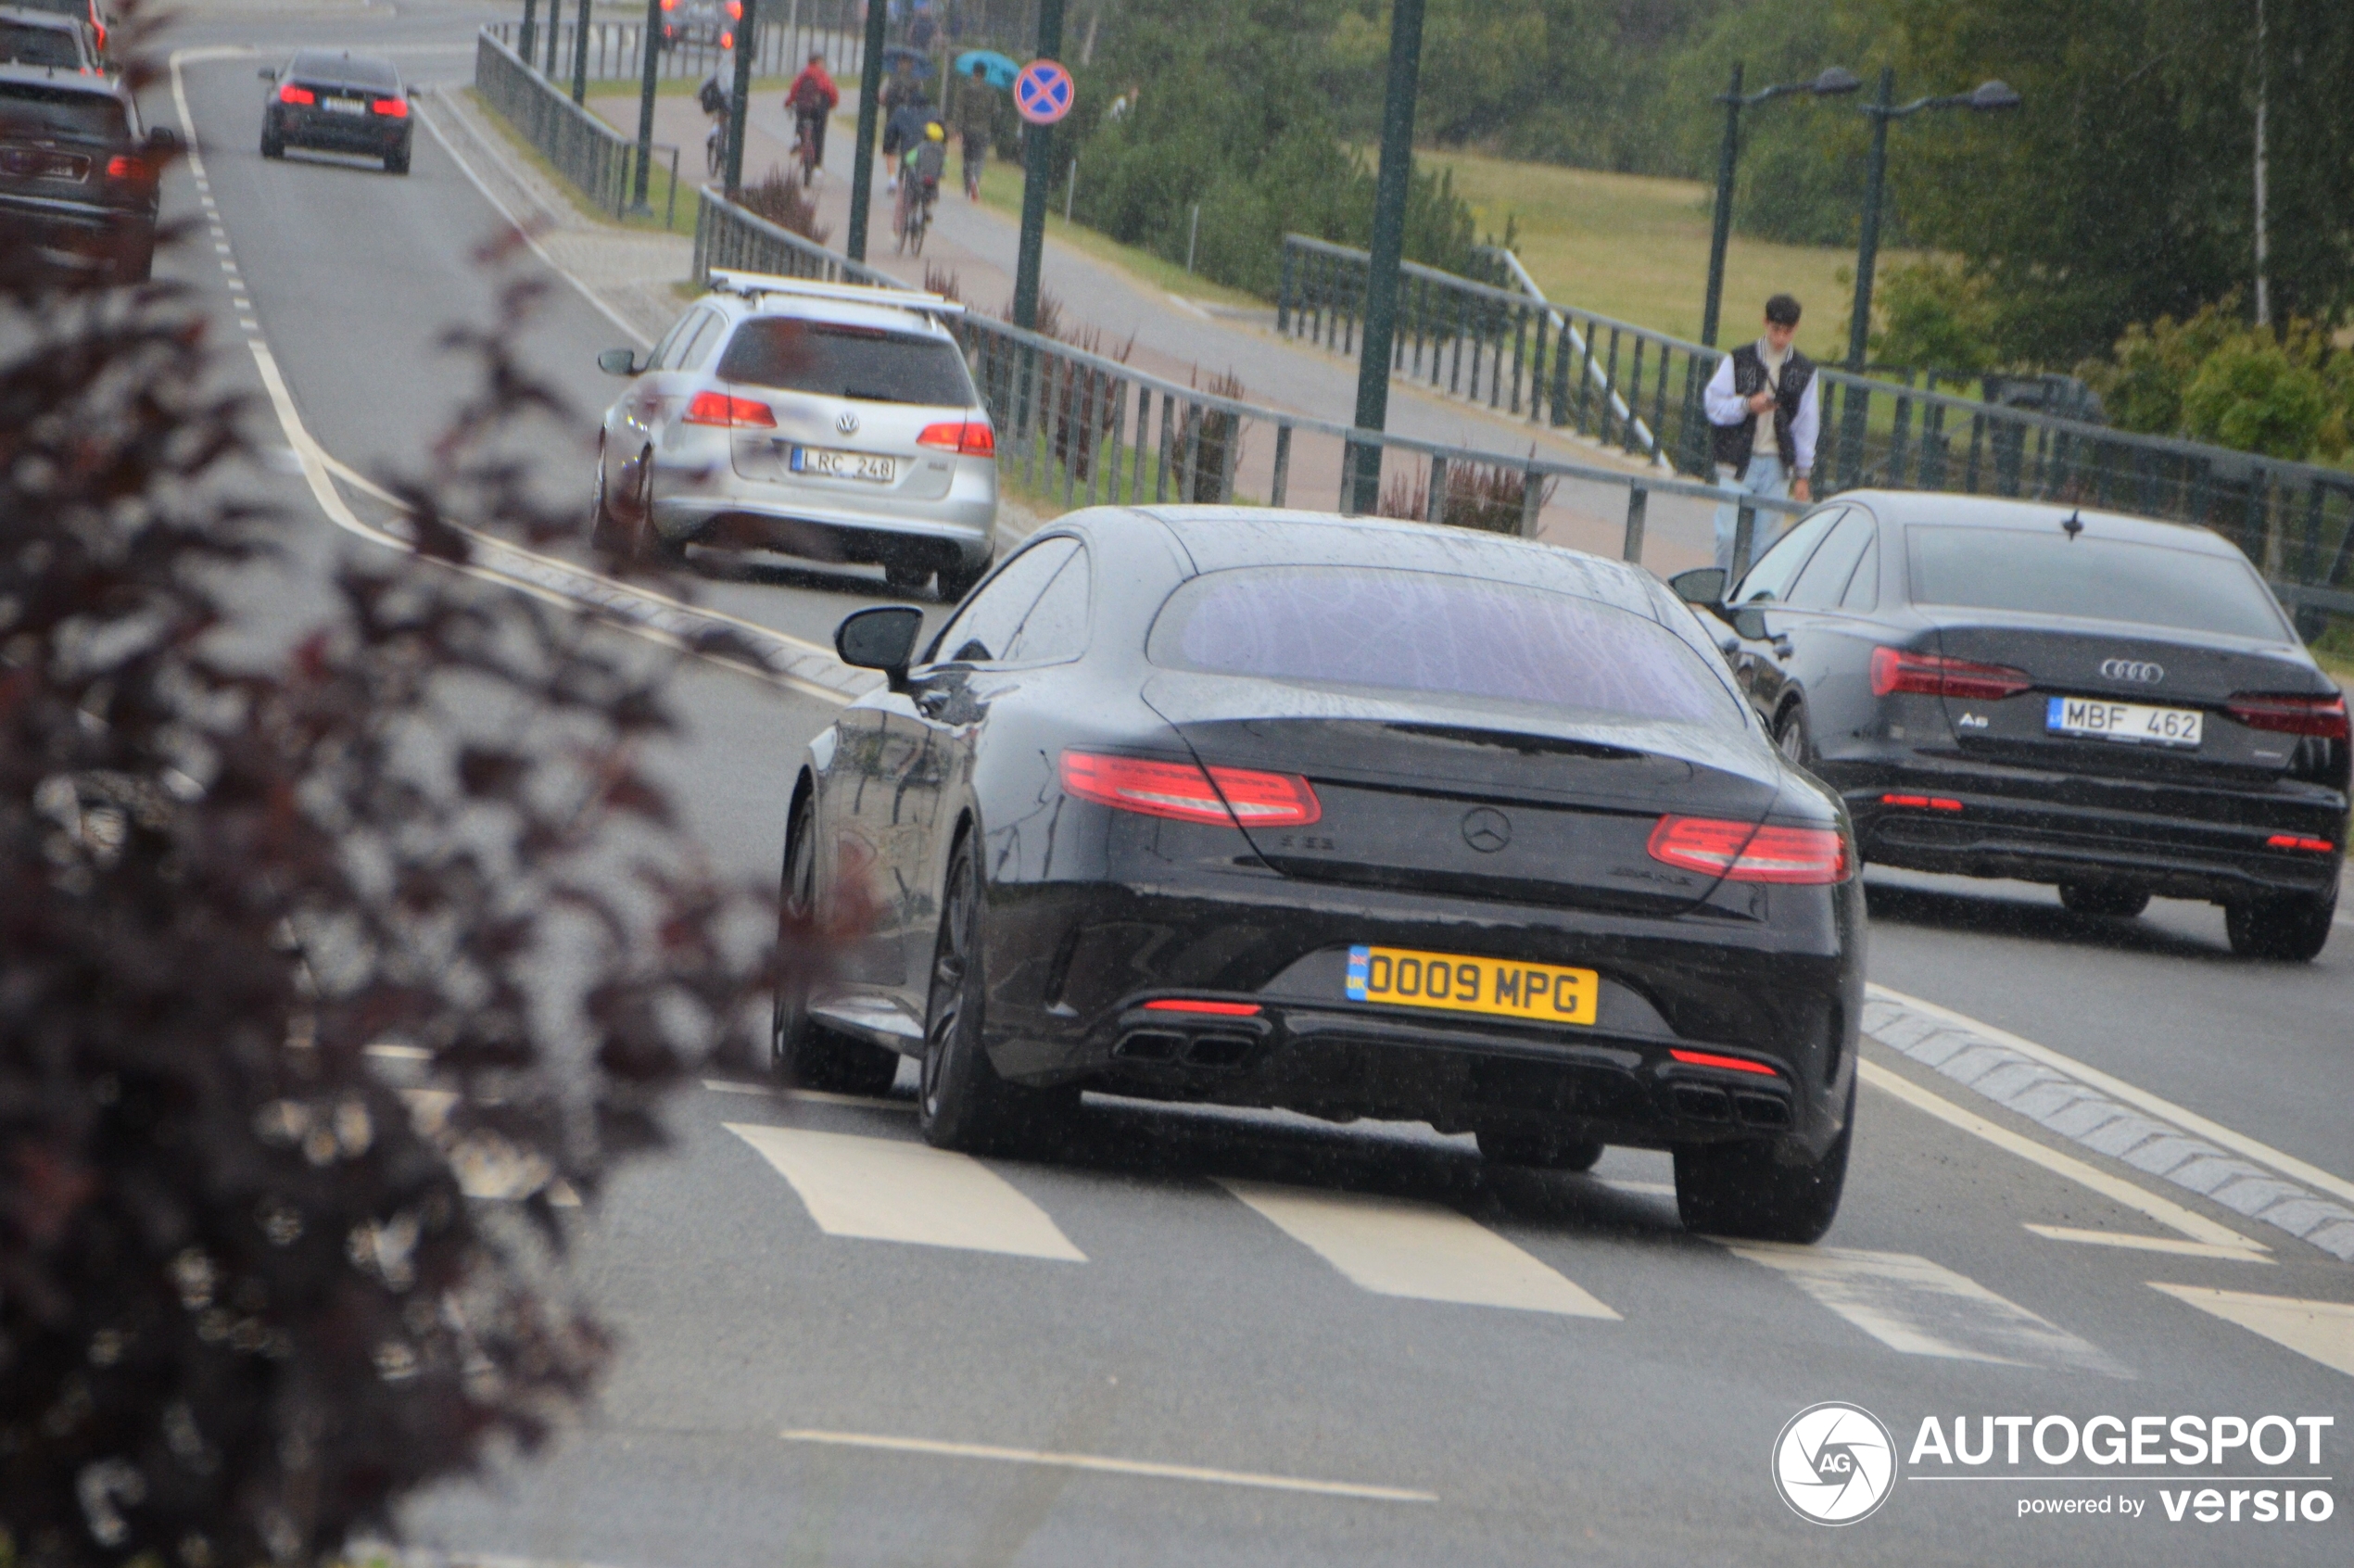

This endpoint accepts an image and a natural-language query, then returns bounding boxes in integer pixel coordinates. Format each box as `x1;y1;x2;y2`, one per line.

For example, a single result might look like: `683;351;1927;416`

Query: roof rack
704;269;966;318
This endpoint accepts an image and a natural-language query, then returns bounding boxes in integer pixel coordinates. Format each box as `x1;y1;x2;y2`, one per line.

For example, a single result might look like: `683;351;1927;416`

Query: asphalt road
146;6;2354;1565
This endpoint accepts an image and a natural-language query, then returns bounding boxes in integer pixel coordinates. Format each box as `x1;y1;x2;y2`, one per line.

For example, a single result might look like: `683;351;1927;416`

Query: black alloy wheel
2224;884;2337;963
771;794;900;1094
2058;882;2151;919
938;556;989;603
259;124;284;158
1475;1128;1604;1171
1673;1080;1852;1244
1775;701;1813;767
918;835;1076;1153
385;145;410;175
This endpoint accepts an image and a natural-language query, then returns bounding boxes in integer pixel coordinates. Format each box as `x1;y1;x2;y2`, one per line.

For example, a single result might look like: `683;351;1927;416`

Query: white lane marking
2022;1224;2277;1262
2149;1283;2354;1380
701;1077;913;1111
725;1122;1084;1259
364;1043;433;1061
1216;1178;1620;1319
776;1429;1435;1502
1869;982;2354;1210
1727;1242;2133;1377
1861;1060;2267;1256
1597;1177;1677;1197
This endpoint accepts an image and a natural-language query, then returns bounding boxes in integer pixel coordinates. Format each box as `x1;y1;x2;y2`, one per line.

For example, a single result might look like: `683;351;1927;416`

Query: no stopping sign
1015;58;1074;125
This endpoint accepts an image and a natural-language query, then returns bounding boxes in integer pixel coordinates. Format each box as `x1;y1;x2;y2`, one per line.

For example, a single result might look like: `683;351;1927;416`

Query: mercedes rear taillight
2225;691;2348;741
682;390;776;427
1647;815;1850;885
1869;646;2033;702
1059;752;1321;828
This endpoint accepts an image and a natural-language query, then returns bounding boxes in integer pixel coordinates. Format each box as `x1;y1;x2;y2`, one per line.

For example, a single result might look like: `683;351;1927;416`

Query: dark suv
0;62;161;282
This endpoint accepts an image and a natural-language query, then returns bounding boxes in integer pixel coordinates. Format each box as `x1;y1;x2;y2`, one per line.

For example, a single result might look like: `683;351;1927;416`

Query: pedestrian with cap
1703;293;1820;577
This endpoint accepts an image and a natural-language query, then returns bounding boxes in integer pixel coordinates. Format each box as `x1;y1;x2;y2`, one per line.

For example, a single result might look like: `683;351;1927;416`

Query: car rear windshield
1907;526;2289;640
1148;565;1742;726
716;319;975;406
0;82;125;141
291;51;399;89
0;20;82;70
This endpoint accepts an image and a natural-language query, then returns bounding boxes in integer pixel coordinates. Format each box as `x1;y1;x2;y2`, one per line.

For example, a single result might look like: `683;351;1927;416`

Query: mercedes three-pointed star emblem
1462;807;1511;853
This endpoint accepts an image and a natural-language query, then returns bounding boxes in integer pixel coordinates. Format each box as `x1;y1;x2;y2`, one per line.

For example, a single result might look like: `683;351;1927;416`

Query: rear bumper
269;107;409;155
0;190;152;270
977;868;1863;1157
648;447;996;569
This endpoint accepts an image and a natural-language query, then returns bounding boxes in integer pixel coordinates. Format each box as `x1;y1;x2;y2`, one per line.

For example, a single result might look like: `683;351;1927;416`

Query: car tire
1475;1128;1603;1171
1775;700;1814;768
918;833;1078;1155
772;792;902;1094
1673;1081;1852;1244
938;557;990;602
260;129;284;158
2223;885;2336;962
883;563;932;596
2058;882;2151;918
385;147;410;175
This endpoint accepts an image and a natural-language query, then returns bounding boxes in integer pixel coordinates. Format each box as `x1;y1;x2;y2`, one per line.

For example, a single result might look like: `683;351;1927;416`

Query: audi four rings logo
1461;807;1511;853
2100;658;2165;683
835;411;860;436
1773;1402;1898;1524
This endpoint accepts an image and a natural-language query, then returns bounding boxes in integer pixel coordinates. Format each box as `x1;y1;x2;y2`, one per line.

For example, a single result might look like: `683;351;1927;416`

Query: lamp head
1811;67;1861;97
1969;79;2022;111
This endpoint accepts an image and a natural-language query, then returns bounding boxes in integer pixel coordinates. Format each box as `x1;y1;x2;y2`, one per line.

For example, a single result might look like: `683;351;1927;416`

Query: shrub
2181;338;2329;460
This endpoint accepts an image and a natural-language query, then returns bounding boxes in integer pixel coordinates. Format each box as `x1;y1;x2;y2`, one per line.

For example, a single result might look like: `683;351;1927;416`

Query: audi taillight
2225;691;2348;740
682;390;776;427
1647;815;1850;885
278;83;315;106
1880;793;1962;811
373;96;409;119
1059;752;1320;828
1869;646;2032;702
917;420;995;456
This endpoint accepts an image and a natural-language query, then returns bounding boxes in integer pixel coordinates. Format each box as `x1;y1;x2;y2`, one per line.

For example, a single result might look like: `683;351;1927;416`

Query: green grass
463;87;698;237
1411;146;1920;364
969;159;1263;312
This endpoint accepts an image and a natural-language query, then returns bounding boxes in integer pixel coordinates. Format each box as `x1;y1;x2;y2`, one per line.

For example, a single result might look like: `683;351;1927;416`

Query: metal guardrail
1275;234;2354;603
692;189;1809;574
475;30;679;226
491;6;862;88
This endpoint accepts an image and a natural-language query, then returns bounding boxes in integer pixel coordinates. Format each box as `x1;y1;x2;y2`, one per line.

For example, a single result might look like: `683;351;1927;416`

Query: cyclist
880;87;932;194
953;58;994;199
697;71;729;179
784;50;838;180
894;119;948;250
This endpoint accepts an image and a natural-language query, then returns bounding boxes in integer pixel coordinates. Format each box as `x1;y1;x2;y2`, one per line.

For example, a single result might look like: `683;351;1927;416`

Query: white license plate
322;97;367;115
791;445;894;483
2045;695;2203;747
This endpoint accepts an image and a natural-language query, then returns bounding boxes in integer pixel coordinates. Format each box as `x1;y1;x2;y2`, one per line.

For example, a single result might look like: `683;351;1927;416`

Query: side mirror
1729;606;1770;643
597;348;641;376
258;67;278;82
146;127;183;155
835;605;926;689
1668;566;1727;607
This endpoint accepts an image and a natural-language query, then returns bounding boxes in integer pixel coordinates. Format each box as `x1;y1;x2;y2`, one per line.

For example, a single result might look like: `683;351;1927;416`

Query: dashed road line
775;1428;1436;1502
2148;1284;2354;1380
725;1122;1085;1259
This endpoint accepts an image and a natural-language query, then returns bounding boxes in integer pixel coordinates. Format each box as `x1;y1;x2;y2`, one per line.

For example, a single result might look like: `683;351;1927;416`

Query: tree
0;26;797;1565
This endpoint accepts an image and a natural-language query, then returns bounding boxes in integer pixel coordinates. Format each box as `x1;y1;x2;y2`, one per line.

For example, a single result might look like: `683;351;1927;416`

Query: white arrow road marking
725;1123;1085;1259
1217;1179;1621;1319
2148;1284;2354;1380
1728;1242;2134;1377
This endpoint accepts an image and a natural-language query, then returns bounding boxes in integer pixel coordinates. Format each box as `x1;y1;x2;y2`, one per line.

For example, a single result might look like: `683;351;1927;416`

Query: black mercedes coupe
1671;491;2347;960
778;507;1866;1244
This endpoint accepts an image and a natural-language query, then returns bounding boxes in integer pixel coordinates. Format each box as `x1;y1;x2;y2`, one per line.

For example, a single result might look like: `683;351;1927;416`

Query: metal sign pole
1349;0;1427;514
631;0;662;213
725;0;759;195
1700;60;1742;349
571;0;592;104
1010;0;1068;331
845;0;890;260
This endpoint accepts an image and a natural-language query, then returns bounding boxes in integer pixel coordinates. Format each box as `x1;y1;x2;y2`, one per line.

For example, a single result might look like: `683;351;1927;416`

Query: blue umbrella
880;44;935;79
953;49;1019;90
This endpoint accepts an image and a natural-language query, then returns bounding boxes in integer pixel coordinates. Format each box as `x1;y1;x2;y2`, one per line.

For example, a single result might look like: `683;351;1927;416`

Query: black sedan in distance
1672;492;2348;959
780;508;1865;1244
259;50;411;173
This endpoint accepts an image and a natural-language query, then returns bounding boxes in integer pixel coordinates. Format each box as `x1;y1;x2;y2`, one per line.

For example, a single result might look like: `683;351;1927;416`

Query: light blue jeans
1714;454;1790;578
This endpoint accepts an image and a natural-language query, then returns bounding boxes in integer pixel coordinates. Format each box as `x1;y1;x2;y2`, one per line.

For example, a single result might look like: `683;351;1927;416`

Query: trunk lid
728;388;962;502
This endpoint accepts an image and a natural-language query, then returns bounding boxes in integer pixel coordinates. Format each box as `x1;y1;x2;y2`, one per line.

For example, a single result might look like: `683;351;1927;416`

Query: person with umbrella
952;57;997;199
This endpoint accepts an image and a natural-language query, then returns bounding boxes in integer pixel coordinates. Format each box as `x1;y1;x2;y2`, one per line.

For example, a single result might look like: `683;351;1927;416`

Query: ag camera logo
1775;1402;1899;1524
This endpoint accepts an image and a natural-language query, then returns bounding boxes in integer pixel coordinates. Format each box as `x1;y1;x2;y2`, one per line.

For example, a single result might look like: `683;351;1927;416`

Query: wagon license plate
1344;944;1598;1027
791;445;894;483
2045;696;2202;747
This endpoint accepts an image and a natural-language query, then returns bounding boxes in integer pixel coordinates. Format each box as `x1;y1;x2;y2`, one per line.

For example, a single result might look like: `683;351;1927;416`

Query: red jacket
787;65;839;115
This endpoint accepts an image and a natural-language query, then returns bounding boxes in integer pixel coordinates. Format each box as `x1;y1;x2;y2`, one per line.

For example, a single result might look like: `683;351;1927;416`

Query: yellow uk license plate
1344;944;1598;1026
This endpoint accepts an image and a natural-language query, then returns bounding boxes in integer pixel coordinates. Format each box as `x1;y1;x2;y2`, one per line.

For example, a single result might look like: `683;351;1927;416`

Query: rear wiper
840;387;897;402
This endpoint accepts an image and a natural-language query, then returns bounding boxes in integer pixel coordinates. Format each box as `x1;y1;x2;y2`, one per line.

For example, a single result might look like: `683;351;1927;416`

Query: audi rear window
717;319;975;406
0;82;124;140
0;20;82;69
1907;526;2290;640
1148;565;1742;725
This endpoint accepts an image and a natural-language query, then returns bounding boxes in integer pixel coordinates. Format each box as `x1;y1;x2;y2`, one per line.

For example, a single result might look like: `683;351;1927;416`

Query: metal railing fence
693;190;1810;575
1276;234;2354;609
475;30;680;226
489;0;865;89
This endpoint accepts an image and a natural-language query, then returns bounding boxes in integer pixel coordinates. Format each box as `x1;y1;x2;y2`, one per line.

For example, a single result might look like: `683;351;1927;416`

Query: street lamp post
724;0;759;196
1700;62;1858;351
844;0;890;260
1348;0;1428;515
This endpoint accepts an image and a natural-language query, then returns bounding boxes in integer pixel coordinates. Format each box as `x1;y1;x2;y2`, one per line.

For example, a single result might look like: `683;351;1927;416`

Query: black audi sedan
779;508;1865;1244
259;50;411;173
1672;491;2347;960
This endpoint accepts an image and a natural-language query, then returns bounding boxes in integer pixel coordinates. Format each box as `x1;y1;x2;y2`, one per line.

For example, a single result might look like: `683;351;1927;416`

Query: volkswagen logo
1461;807;1511;853
2099;658;2164;684
1772;1402;1898;1525
835;411;860;436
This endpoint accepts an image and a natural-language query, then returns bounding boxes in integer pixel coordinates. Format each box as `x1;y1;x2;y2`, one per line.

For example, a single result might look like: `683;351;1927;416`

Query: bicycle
792;113;822;187
894;171;937;255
